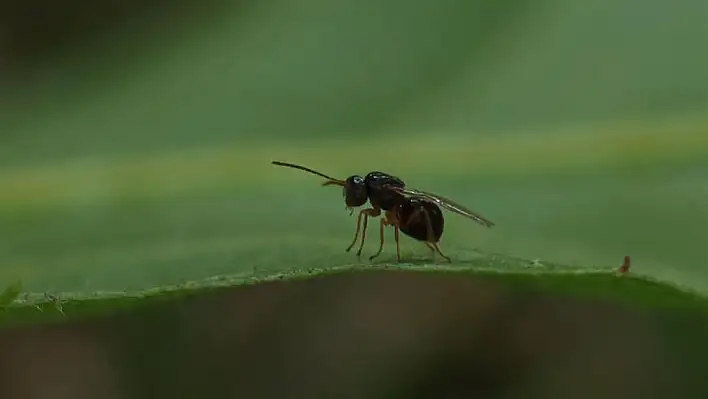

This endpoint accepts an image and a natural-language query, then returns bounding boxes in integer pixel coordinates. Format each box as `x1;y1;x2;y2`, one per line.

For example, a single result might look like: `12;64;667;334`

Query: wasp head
343;175;368;211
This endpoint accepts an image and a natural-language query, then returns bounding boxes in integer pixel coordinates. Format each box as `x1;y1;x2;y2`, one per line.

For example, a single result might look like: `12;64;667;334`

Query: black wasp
271;161;495;262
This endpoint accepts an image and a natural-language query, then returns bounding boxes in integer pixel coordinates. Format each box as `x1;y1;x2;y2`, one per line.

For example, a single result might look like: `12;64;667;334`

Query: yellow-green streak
1;112;707;213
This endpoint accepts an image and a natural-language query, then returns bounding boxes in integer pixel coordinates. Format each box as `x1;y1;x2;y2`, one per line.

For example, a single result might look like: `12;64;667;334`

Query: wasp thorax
343;175;368;207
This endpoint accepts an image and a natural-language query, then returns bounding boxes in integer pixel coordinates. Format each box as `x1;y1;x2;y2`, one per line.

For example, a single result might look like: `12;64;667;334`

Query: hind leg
403;207;450;262
424;242;436;257
430;243;451;263
419;208;451;263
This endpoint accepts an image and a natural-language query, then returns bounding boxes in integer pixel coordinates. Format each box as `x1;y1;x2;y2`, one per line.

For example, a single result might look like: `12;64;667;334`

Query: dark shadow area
0;0;236;71
1;270;707;399
0;0;243;140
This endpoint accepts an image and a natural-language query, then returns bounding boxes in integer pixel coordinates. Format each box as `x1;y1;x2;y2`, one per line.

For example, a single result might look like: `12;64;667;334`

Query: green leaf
0;280;23;308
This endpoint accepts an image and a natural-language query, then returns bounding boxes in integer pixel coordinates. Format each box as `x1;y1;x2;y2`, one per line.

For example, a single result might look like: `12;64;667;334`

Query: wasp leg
388;210;402;262
431;243;451;263
354;215;369;257
424;242;436;257
419;207;452;263
401;208;436;260
346;207;381;256
370;211;401;262
389;211;401;262
369;218;387;261
394;223;401;262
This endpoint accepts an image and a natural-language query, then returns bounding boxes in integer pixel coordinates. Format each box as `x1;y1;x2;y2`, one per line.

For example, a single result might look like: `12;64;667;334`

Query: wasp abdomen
397;198;444;243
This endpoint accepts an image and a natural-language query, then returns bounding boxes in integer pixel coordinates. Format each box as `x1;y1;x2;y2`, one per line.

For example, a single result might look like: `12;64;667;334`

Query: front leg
346;207;381;256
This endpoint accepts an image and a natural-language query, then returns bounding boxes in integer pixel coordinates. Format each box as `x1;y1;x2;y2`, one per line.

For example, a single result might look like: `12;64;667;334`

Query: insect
271;161;495;262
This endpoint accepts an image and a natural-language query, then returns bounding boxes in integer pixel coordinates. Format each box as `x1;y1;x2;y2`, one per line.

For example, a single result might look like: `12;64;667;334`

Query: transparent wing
386;185;495;228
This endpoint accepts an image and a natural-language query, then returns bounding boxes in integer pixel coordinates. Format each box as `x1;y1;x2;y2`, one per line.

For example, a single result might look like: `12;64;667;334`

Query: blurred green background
1;0;707;293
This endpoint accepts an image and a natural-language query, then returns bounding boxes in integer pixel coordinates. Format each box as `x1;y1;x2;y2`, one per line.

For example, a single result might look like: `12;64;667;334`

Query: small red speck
617;256;631;274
